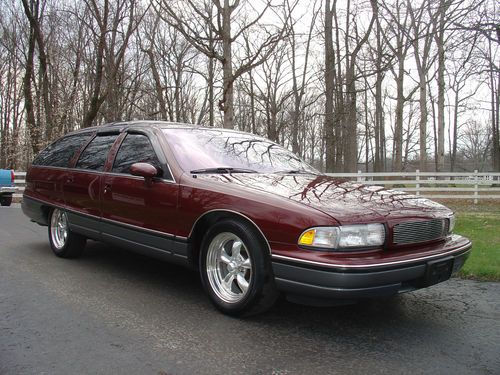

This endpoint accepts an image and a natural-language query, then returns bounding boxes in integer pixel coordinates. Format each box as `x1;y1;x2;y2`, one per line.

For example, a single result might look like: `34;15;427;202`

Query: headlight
298;224;385;250
448;215;456;233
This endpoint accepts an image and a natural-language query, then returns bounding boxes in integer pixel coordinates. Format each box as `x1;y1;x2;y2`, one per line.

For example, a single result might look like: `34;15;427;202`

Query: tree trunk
324;0;336;172
23;25;40;155
220;0;234;129
344;65;357;172
435;0;447;171
374;16;384;172
418;72;428;172
248;71;256;133
21;0;53;141
82;0;109;128
208;55;215;127
394;59;405;171
451;91;459;171
490;32;500;171
146;48;168;119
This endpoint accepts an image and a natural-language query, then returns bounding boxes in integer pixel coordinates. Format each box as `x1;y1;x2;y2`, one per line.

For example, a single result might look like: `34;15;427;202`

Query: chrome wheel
206;232;253;304
50;209;68;250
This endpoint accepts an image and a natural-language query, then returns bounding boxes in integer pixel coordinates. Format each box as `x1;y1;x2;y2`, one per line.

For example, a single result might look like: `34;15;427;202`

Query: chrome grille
393;219;446;245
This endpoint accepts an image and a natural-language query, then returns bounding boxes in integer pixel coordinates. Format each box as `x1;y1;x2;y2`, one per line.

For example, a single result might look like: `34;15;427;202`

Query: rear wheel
0;195;12;206
48;208;86;258
200;219;278;316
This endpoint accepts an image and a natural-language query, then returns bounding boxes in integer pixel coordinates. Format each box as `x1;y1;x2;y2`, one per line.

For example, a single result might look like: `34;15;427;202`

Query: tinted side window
33;133;92;167
76;134;117;171
112;134;160;174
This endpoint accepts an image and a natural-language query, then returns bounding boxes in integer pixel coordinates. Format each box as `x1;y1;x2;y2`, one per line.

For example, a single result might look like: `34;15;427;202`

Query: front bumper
271;235;471;303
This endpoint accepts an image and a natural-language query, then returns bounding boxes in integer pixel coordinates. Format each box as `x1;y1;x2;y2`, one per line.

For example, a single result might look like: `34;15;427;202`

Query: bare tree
0;2;26;168
458;119;492;171
324;0;376;172
465;1;500;171
380;0;417;171
287;0;319;155
407;0;438;172
1;0;497;173
252;45;293;142
80;0;141;127
155;0;291;129
447;38;480;171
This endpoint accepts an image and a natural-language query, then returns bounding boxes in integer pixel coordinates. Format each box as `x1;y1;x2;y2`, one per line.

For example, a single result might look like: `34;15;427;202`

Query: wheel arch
41;204;52;223
187;209;272;268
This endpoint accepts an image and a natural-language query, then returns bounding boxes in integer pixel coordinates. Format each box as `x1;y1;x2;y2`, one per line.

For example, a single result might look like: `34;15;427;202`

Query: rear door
64;133;119;239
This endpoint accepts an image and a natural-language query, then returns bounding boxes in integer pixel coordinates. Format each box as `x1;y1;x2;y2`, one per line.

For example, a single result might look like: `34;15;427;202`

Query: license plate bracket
424;257;454;286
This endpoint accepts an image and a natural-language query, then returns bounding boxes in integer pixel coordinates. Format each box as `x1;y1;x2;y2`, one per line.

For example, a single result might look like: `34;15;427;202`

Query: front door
100;132;183;260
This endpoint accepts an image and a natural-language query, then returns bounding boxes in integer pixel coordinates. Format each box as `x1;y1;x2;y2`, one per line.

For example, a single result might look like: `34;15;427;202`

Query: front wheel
200;219;278;316
48;208;86;258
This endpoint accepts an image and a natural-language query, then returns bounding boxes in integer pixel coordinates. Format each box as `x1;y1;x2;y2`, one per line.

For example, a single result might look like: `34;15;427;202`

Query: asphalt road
1;205;499;375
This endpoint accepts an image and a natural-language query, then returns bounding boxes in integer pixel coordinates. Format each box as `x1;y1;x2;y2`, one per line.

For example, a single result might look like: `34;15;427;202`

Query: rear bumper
271;236;471;303
0;186;16;194
22;195;49;225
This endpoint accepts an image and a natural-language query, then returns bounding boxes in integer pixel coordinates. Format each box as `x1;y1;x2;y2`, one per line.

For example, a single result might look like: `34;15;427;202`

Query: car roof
64;120;194;136
68;120;266;138
104;120;196;129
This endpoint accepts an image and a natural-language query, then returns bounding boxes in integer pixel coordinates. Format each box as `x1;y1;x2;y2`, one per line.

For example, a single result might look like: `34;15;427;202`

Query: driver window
112;134;161;175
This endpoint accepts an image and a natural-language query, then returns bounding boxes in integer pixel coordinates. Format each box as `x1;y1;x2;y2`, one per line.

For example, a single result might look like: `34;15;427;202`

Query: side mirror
130;162;159;180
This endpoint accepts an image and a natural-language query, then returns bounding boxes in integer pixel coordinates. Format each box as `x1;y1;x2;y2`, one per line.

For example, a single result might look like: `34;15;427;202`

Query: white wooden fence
12;170;500;204
13;172;26;200
325;170;500;204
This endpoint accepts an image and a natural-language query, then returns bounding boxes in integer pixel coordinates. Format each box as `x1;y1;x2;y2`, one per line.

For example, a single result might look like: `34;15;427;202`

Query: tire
0;195;12;206
48;208;86;258
199;219;278;316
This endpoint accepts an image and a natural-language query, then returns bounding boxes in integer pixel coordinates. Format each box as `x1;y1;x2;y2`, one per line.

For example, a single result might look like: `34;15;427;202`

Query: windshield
162;128;318;174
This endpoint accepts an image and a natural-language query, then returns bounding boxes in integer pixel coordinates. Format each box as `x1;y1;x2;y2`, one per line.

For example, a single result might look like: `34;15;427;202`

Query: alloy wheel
206;232;253;303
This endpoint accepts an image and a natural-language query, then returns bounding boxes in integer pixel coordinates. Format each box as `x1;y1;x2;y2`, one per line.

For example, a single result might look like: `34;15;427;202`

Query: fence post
474;169;478;204
416;169;420;196
357;170;362;182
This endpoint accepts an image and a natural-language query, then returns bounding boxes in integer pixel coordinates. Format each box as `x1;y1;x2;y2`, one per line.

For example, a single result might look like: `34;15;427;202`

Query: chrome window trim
70;168;103;175
271;240;471;270
29;165;71;172
29;163;176;184
103;172;176;185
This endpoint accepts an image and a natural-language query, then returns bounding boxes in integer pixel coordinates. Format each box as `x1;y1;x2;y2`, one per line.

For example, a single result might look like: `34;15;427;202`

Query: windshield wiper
275;169;314;175
190;167;258;174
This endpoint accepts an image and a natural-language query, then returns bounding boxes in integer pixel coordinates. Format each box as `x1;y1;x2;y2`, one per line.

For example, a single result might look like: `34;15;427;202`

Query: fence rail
12;170;500;204
325;170;500;204
13;172;26;200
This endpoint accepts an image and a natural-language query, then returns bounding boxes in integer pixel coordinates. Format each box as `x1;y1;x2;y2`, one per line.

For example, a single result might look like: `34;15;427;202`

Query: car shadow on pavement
79;240;456;326
34;238;469;345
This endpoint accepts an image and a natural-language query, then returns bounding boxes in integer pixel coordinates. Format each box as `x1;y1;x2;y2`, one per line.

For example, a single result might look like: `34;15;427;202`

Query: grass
438;200;500;281
453;212;500;281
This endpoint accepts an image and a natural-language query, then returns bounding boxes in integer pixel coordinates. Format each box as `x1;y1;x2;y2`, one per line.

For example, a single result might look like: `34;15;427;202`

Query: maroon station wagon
22;121;472;316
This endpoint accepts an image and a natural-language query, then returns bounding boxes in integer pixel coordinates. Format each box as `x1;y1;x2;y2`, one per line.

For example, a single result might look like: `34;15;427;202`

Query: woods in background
0;0;499;172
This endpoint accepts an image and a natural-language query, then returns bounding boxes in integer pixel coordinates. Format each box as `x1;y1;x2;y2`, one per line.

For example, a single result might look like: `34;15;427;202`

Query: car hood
195;173;452;223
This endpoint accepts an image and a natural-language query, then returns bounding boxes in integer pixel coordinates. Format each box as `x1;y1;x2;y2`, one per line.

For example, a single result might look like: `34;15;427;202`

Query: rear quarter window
32;133;92;168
